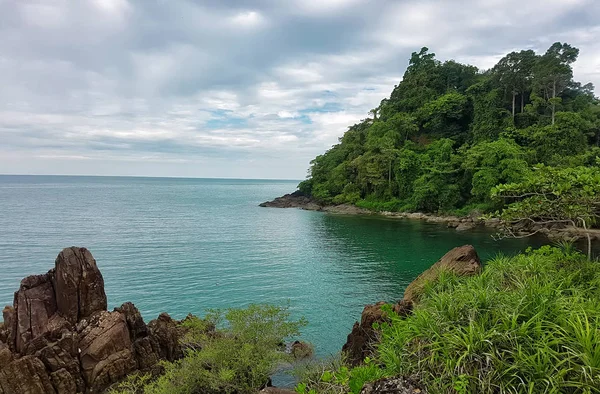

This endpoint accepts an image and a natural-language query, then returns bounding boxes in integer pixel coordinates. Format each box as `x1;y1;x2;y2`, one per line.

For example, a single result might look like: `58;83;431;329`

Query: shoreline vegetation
259;191;600;246
265;43;599;252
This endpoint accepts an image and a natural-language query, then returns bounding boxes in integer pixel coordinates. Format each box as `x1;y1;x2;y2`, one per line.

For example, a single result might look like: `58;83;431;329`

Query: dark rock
403;245;481;303
35;332;84;392
0;356;55;394
360;376;424;394
259;190;322;210
54;247;107;325
115;302;148;341
290;340;313;359
147;313;183;362
342;302;388;366
50;368;77;394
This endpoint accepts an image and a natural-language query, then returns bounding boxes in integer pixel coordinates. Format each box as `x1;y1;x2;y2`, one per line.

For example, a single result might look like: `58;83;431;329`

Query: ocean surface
0;175;546;359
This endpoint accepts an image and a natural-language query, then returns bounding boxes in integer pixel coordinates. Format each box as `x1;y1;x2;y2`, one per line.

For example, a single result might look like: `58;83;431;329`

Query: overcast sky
1;0;599;179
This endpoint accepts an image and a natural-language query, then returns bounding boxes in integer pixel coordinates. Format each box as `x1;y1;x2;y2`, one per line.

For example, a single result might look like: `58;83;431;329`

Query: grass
298;246;600;393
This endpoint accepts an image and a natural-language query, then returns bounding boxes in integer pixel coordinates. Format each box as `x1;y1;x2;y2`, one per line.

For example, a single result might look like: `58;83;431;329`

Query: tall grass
299;246;600;393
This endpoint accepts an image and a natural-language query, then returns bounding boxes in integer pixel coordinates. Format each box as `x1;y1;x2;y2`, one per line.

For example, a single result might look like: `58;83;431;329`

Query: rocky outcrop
259;190;322;210
403;245;481;303
343;246;481;367
360;376;424;394
0;247;184;394
342;300;412;366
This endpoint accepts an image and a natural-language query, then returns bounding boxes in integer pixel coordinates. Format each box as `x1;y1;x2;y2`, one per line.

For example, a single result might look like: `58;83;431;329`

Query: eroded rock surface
0;247;184;394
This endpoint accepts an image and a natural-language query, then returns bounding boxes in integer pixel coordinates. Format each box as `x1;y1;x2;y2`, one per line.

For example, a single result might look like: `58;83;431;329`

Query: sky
1;0;599;179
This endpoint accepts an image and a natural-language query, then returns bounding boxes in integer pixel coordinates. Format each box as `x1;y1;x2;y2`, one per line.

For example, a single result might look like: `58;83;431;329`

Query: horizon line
0;173;303;182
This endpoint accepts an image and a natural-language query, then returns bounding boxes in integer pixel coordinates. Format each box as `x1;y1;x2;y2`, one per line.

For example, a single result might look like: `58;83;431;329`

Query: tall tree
493;50;537;119
533;43;579;124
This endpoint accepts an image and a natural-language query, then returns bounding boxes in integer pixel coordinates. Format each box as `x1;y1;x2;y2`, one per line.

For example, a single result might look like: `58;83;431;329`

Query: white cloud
0;0;599;179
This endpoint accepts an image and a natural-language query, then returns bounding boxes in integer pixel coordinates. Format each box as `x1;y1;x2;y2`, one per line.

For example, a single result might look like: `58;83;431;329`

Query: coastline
260;192;600;244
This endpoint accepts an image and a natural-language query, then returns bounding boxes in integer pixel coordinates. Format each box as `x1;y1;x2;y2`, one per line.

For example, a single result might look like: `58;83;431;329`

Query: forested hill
298;43;600;215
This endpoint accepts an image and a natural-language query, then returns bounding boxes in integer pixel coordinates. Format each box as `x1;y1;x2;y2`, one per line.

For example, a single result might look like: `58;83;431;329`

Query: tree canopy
299;43;600;219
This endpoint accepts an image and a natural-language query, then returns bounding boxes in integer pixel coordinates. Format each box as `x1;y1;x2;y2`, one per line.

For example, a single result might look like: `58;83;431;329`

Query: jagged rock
342;301;387;366
0;247;186;393
403;245;481;303
50;368;77;394
342;299;413;366
0;355;55;394
78;311;136;393
360;376;424;394
259;190;322;210
0;344;12;369
148;313;183;362
35;332;84;392
54;247;107;325
13;273;60;353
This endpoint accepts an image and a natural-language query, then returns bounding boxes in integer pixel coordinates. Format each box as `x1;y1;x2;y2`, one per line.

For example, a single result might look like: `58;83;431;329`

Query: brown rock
259;190;322;210
403;245;481;303
0;343;13;369
50;368;77;394
54;247;107;325
455;222;476;232
115;302;148;341
360;376;424;394
147;313;182;361
35;332;84;392
78;311;136;393
290;340;313;359
342;302;387;366
0;356;55;394
13;273;60;353
260;388;297;394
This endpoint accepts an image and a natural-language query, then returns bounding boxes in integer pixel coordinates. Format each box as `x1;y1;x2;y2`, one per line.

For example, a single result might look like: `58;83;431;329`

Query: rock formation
343;245;481;367
0;247;183;394
402;245;481;303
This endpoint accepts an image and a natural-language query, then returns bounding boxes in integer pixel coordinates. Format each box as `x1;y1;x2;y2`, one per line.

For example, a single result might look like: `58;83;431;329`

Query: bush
111;304;307;394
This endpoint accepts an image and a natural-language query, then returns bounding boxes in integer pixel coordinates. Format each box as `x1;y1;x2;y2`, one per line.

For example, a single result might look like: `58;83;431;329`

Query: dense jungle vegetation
298;43;600;217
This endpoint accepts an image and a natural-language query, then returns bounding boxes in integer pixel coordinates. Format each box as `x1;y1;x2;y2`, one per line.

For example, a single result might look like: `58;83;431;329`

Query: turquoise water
0;175;545;359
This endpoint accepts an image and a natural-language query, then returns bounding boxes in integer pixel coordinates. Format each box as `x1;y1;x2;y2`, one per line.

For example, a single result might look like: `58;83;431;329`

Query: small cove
0;175;548;359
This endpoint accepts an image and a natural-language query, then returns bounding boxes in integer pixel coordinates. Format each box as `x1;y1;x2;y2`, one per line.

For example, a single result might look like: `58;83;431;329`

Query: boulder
403;245;481;303
78;311;136;393
360;376;423;394
290;340;313;359
455;222;476;232
54;247;107;325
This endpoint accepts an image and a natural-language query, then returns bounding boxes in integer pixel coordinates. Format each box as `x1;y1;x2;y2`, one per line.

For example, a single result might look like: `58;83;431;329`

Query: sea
0;175;546;360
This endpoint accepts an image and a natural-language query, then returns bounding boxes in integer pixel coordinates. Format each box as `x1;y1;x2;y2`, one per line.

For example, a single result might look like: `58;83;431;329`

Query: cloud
0;0;599;179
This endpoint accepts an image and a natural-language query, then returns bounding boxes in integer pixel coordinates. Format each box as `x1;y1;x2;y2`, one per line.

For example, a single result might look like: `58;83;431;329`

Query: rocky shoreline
260;192;600;244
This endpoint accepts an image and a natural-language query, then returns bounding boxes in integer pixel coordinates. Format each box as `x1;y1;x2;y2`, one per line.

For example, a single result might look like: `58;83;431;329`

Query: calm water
0;175;546;358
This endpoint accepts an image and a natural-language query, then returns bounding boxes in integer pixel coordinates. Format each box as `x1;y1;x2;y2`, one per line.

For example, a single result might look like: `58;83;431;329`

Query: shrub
111;304;307;394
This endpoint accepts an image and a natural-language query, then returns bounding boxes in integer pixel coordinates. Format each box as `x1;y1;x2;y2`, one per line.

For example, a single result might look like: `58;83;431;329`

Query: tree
491;165;600;258
493;50;537;119
533;43;579;124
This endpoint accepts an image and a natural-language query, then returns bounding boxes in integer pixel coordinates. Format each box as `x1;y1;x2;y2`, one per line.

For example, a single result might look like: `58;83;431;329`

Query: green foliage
112;305;307;394
296;248;600;393
298;43;598;219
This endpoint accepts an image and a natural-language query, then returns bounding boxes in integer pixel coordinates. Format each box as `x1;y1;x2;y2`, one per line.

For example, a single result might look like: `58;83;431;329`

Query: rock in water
403;245;481;303
0;247;185;394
